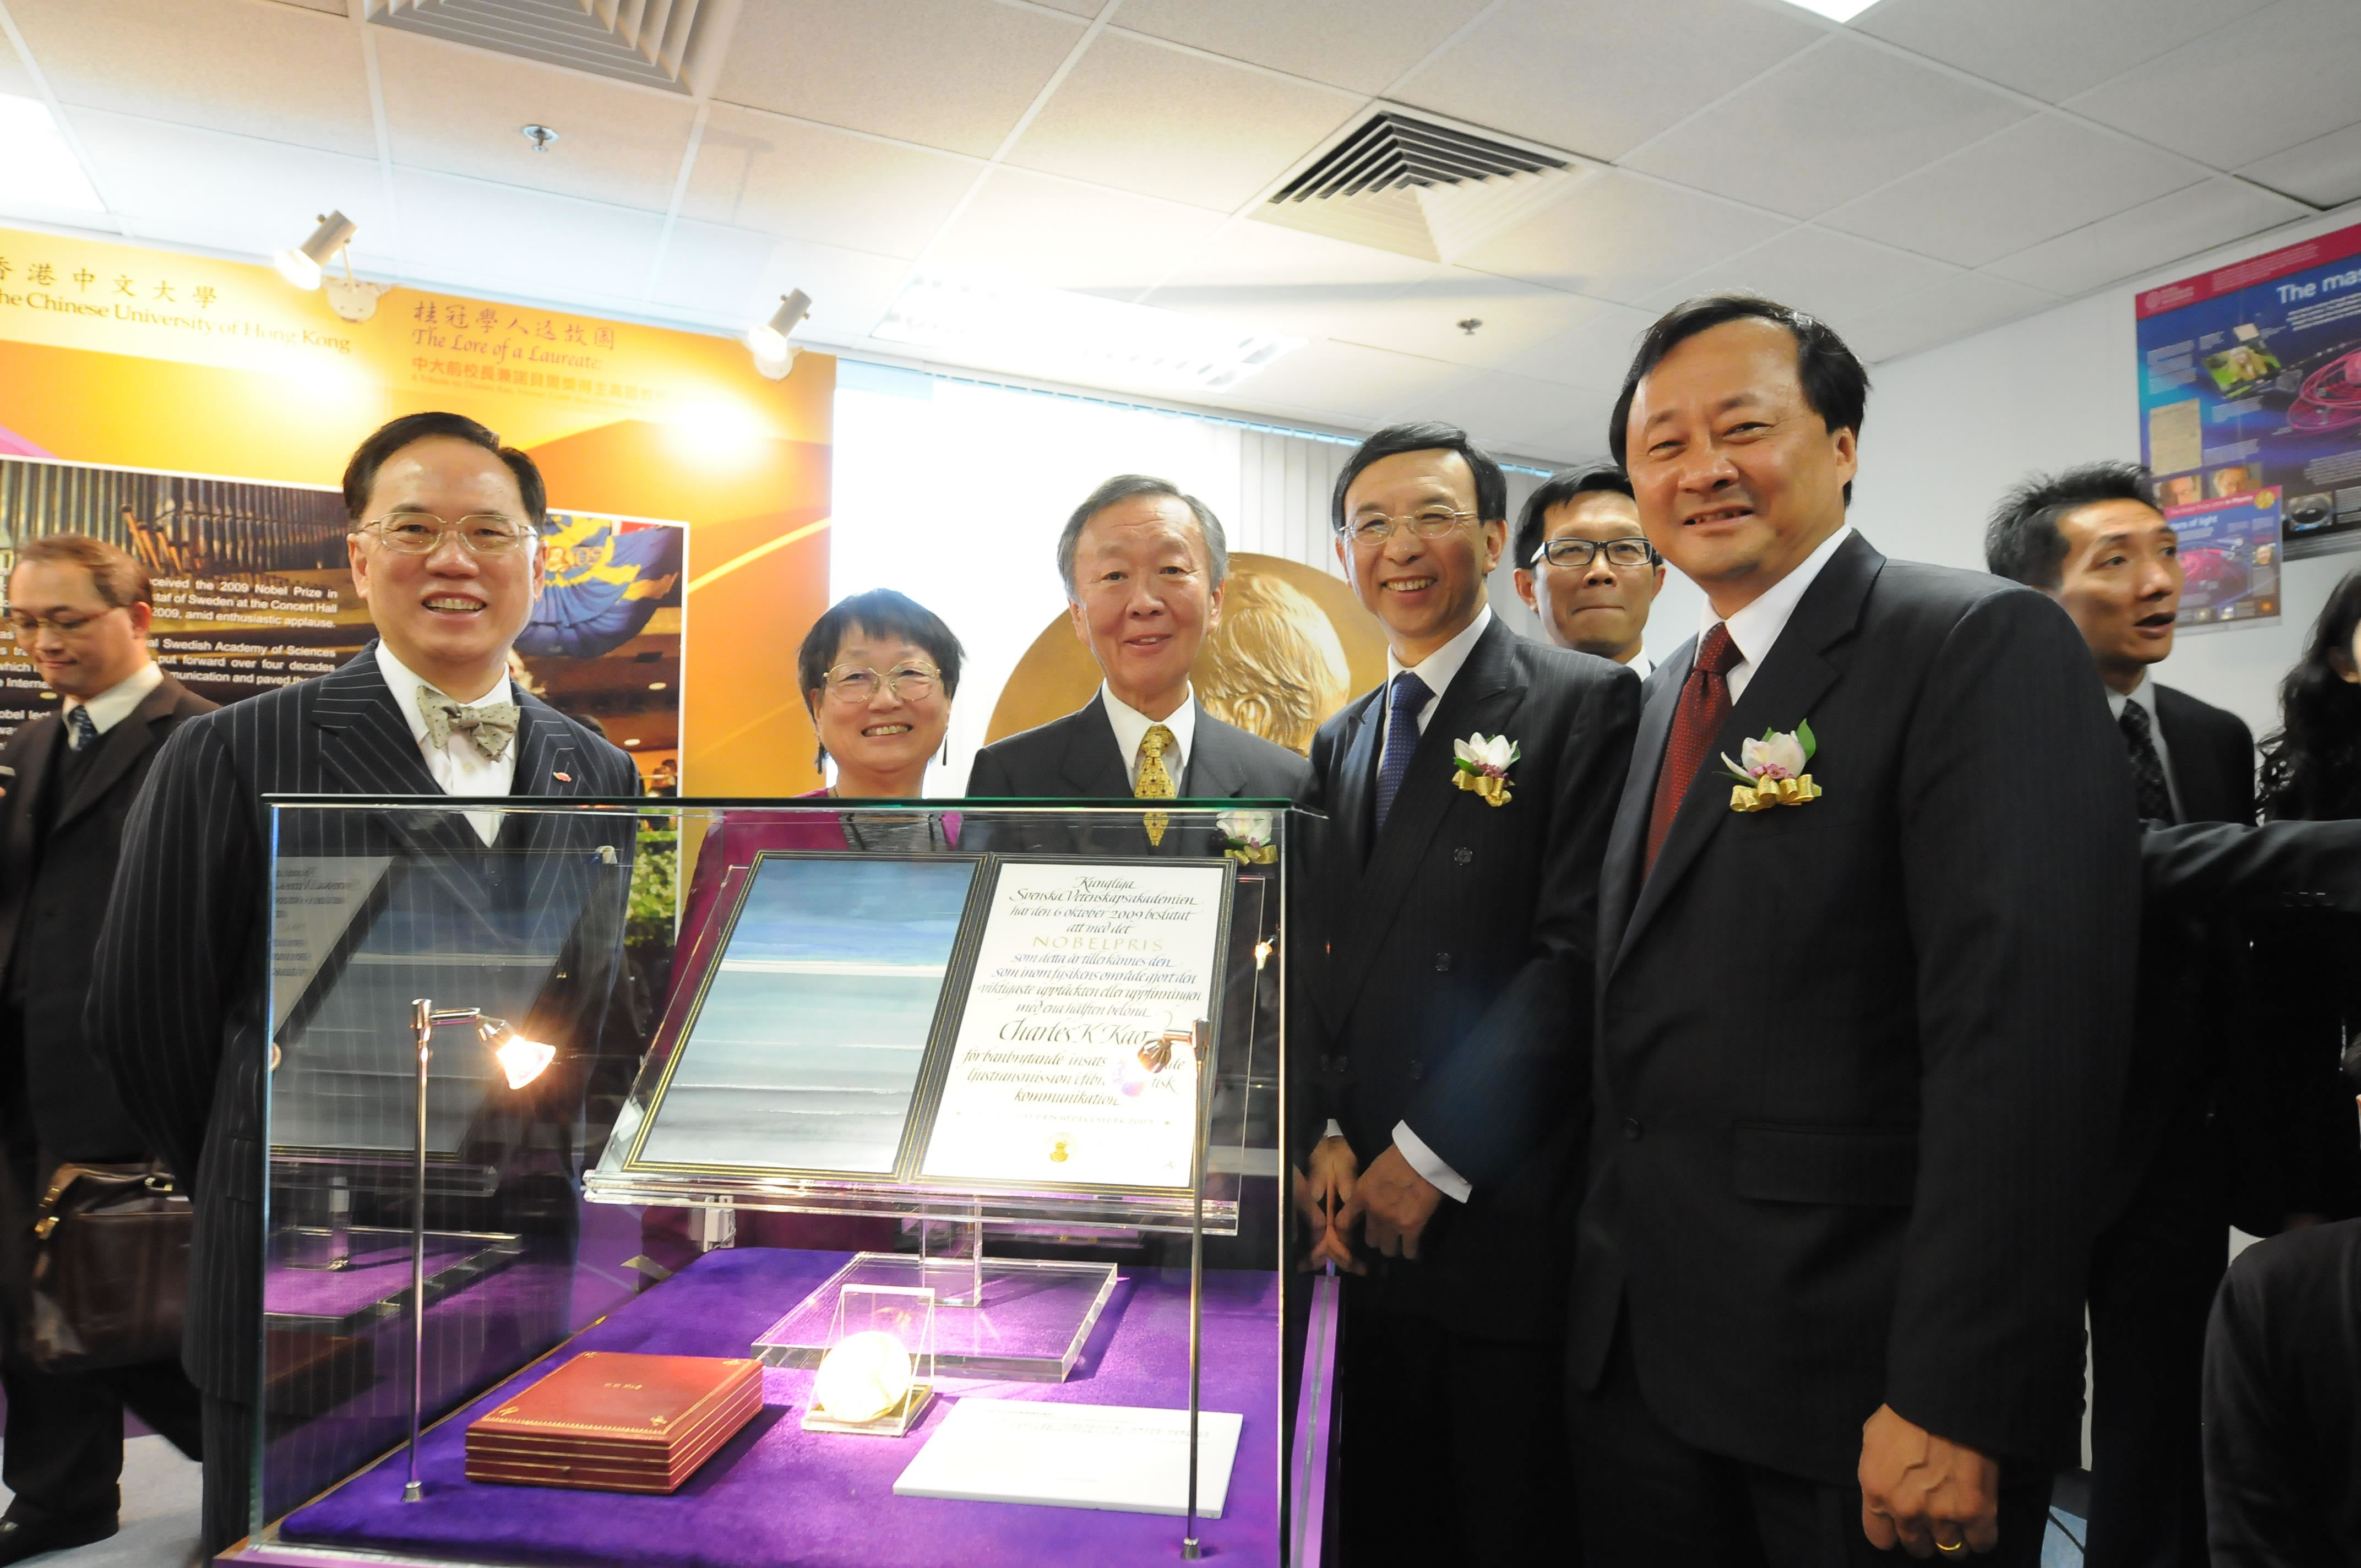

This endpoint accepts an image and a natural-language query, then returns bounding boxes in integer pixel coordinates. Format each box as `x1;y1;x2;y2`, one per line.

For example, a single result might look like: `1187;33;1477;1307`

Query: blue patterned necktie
66;705;98;752
1372;671;1432;836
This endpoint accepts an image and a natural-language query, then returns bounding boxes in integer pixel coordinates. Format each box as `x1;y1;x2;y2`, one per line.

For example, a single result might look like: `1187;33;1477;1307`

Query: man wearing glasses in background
90;412;638;1558
1513;466;1663;676
1294;422;1636;1563
0;537;210;1564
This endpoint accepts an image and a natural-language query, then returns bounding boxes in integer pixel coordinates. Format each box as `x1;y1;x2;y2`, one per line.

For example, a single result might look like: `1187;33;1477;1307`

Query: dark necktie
1646;623;1740;874
2118;701;2176;823
1372;671;1432;837
66;705;97;752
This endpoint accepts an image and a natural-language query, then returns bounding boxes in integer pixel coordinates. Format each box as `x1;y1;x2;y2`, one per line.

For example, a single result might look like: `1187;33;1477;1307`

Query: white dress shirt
2106;673;2182;820
1629;652;1656;679
1100;681;1197;791
1699;525;1855;703
376;642;518;846
61;658;163;742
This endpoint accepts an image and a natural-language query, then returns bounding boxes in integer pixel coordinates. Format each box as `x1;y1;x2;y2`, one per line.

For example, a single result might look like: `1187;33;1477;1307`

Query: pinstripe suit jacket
88;644;639;1399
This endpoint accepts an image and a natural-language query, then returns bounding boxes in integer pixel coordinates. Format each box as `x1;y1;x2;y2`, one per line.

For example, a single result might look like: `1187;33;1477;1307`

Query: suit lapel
4;717;59;873
54;678;182;832
1614;534;1881;971
1058;696;1133;798
1180;703;1249;799
1328;691;1381;874
307;646;487;873
1327;619;1522;1016
1598;645;1689;967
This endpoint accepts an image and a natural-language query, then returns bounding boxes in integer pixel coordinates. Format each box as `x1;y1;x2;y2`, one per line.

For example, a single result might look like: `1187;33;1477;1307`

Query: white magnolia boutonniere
1721;721;1824;813
1452;733;1520;807
1215;809;1277;864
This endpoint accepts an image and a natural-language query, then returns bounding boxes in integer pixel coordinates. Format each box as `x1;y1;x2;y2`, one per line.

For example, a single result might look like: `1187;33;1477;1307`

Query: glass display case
221;798;1337;1568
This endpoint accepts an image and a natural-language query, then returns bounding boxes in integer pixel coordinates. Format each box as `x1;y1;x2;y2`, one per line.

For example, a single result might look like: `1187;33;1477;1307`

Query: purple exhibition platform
232;1247;1298;1568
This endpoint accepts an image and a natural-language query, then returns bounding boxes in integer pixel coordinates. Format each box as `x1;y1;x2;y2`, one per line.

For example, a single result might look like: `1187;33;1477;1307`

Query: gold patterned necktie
1136;723;1177;847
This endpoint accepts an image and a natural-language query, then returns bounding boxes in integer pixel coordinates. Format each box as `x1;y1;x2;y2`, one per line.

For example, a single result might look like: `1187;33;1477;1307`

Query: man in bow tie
89;412;639;1555
1293;422;1638;1564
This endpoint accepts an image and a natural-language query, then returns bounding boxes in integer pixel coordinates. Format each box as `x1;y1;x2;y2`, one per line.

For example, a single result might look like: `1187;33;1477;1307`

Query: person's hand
1294;1136;1362;1273
1858;1404;2001;1557
1340;1142;1443;1260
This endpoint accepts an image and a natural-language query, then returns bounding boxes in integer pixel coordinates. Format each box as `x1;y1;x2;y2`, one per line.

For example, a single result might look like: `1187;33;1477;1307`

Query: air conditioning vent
1260;110;1584;264
367;0;715;93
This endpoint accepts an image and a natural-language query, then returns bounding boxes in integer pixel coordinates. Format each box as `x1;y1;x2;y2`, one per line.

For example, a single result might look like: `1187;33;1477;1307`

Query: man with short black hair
1513;466;1662;672
91;412;639;1554
1569;296;2138;1564
966;473;1309;807
0;536;210;1563
1296;421;1637;1562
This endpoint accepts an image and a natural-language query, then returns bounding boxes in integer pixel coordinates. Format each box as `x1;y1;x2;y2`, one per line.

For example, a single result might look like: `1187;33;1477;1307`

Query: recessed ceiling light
873;273;1303;393
624;738;641;747
1782;0;1881;20
0;94;104;213
649;681;667;690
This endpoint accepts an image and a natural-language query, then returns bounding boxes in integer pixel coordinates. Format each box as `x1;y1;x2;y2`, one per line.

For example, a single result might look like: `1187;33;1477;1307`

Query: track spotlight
747;289;811;380
274;211;357;291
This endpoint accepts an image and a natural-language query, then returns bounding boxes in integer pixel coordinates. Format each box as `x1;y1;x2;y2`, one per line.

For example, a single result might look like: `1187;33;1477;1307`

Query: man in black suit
90;413;638;1555
967;474;1311;809
1567;297;2139;1564
1987;461;2259;1568
0;536;210;1562
1294;422;1638;1562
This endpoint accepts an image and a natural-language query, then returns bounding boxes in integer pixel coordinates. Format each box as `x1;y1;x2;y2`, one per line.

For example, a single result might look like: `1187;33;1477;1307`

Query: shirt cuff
1391;1120;1472;1204
1322;1119;1343;1141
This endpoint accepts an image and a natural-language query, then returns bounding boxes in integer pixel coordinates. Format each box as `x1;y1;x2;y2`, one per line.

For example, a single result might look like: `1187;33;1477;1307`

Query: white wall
1850;198;2361;743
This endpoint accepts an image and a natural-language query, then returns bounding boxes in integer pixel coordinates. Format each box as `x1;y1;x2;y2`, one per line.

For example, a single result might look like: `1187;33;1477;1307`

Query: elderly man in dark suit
1294;422;1638;1563
1566;297;2141;1564
90;412;638;1556
0;536;211;1562
966;474;1310;809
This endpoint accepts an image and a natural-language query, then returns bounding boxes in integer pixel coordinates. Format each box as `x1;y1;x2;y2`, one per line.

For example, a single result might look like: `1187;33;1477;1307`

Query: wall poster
2138;221;2361;599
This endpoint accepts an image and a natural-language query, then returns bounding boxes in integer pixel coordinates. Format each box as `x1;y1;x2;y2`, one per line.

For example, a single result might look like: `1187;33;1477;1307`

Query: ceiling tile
2240;121;2361;209
714;0;1084;159
1514;398;1623;466
1636;224;1959;328
1491;297;1663;394
66;107;387;259
923;166;1229;293
1392;0;1820;161
264;0;346;10
1821;113;2200;267
1004;33;1359;212
1332;270;1606;372
1113;0;1492;96
1404;368;1596;454
0;26;35;97
8;0;375;155
1983;176;2310;297
649;221;912;339
1854;0;2272;103
1223;338;1463;424
683;103;976;258
1836;270;2059;363
1141;219;1435;340
1455;170;1789;307
1033;0;1105;14
393;168;665;303
374;31;694;215
2064;0;2361;168
1622;37;2030;221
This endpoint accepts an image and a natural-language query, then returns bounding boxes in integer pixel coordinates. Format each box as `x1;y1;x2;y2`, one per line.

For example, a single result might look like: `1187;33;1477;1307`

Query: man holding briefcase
0;535;209;1561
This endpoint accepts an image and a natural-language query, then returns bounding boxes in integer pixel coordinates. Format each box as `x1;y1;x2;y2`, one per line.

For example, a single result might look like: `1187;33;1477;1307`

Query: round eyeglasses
357;513;536;556
821;662;942;704
1532;536;1657;570
1337;507;1477;546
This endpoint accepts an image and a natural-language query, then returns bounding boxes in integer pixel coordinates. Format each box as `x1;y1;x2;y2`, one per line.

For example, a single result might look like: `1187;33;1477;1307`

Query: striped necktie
1373;671;1432;837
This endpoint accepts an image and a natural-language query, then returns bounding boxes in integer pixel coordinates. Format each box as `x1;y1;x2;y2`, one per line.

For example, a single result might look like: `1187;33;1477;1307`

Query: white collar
61;658;164;737
1700;524;1854;669
374;641;516;744
1100;681;1196;776
1386;605;1494;700
2106;671;2158;720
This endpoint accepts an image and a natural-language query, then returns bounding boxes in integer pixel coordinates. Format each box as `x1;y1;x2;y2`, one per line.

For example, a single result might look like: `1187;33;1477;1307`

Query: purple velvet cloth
271;1248;1279;1567
266;1235;496;1324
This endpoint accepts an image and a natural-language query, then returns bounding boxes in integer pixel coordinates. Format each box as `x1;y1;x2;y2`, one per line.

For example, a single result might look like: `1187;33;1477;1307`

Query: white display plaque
917;859;1230;1191
891;1399;1243;1517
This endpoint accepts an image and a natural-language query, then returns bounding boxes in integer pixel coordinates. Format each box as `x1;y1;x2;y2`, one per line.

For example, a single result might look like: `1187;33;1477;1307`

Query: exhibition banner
0;222;833;793
0;452;684;751
2137;221;2361;588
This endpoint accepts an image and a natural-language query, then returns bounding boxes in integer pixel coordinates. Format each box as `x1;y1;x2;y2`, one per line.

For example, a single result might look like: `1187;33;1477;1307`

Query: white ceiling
1;0;2357;465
